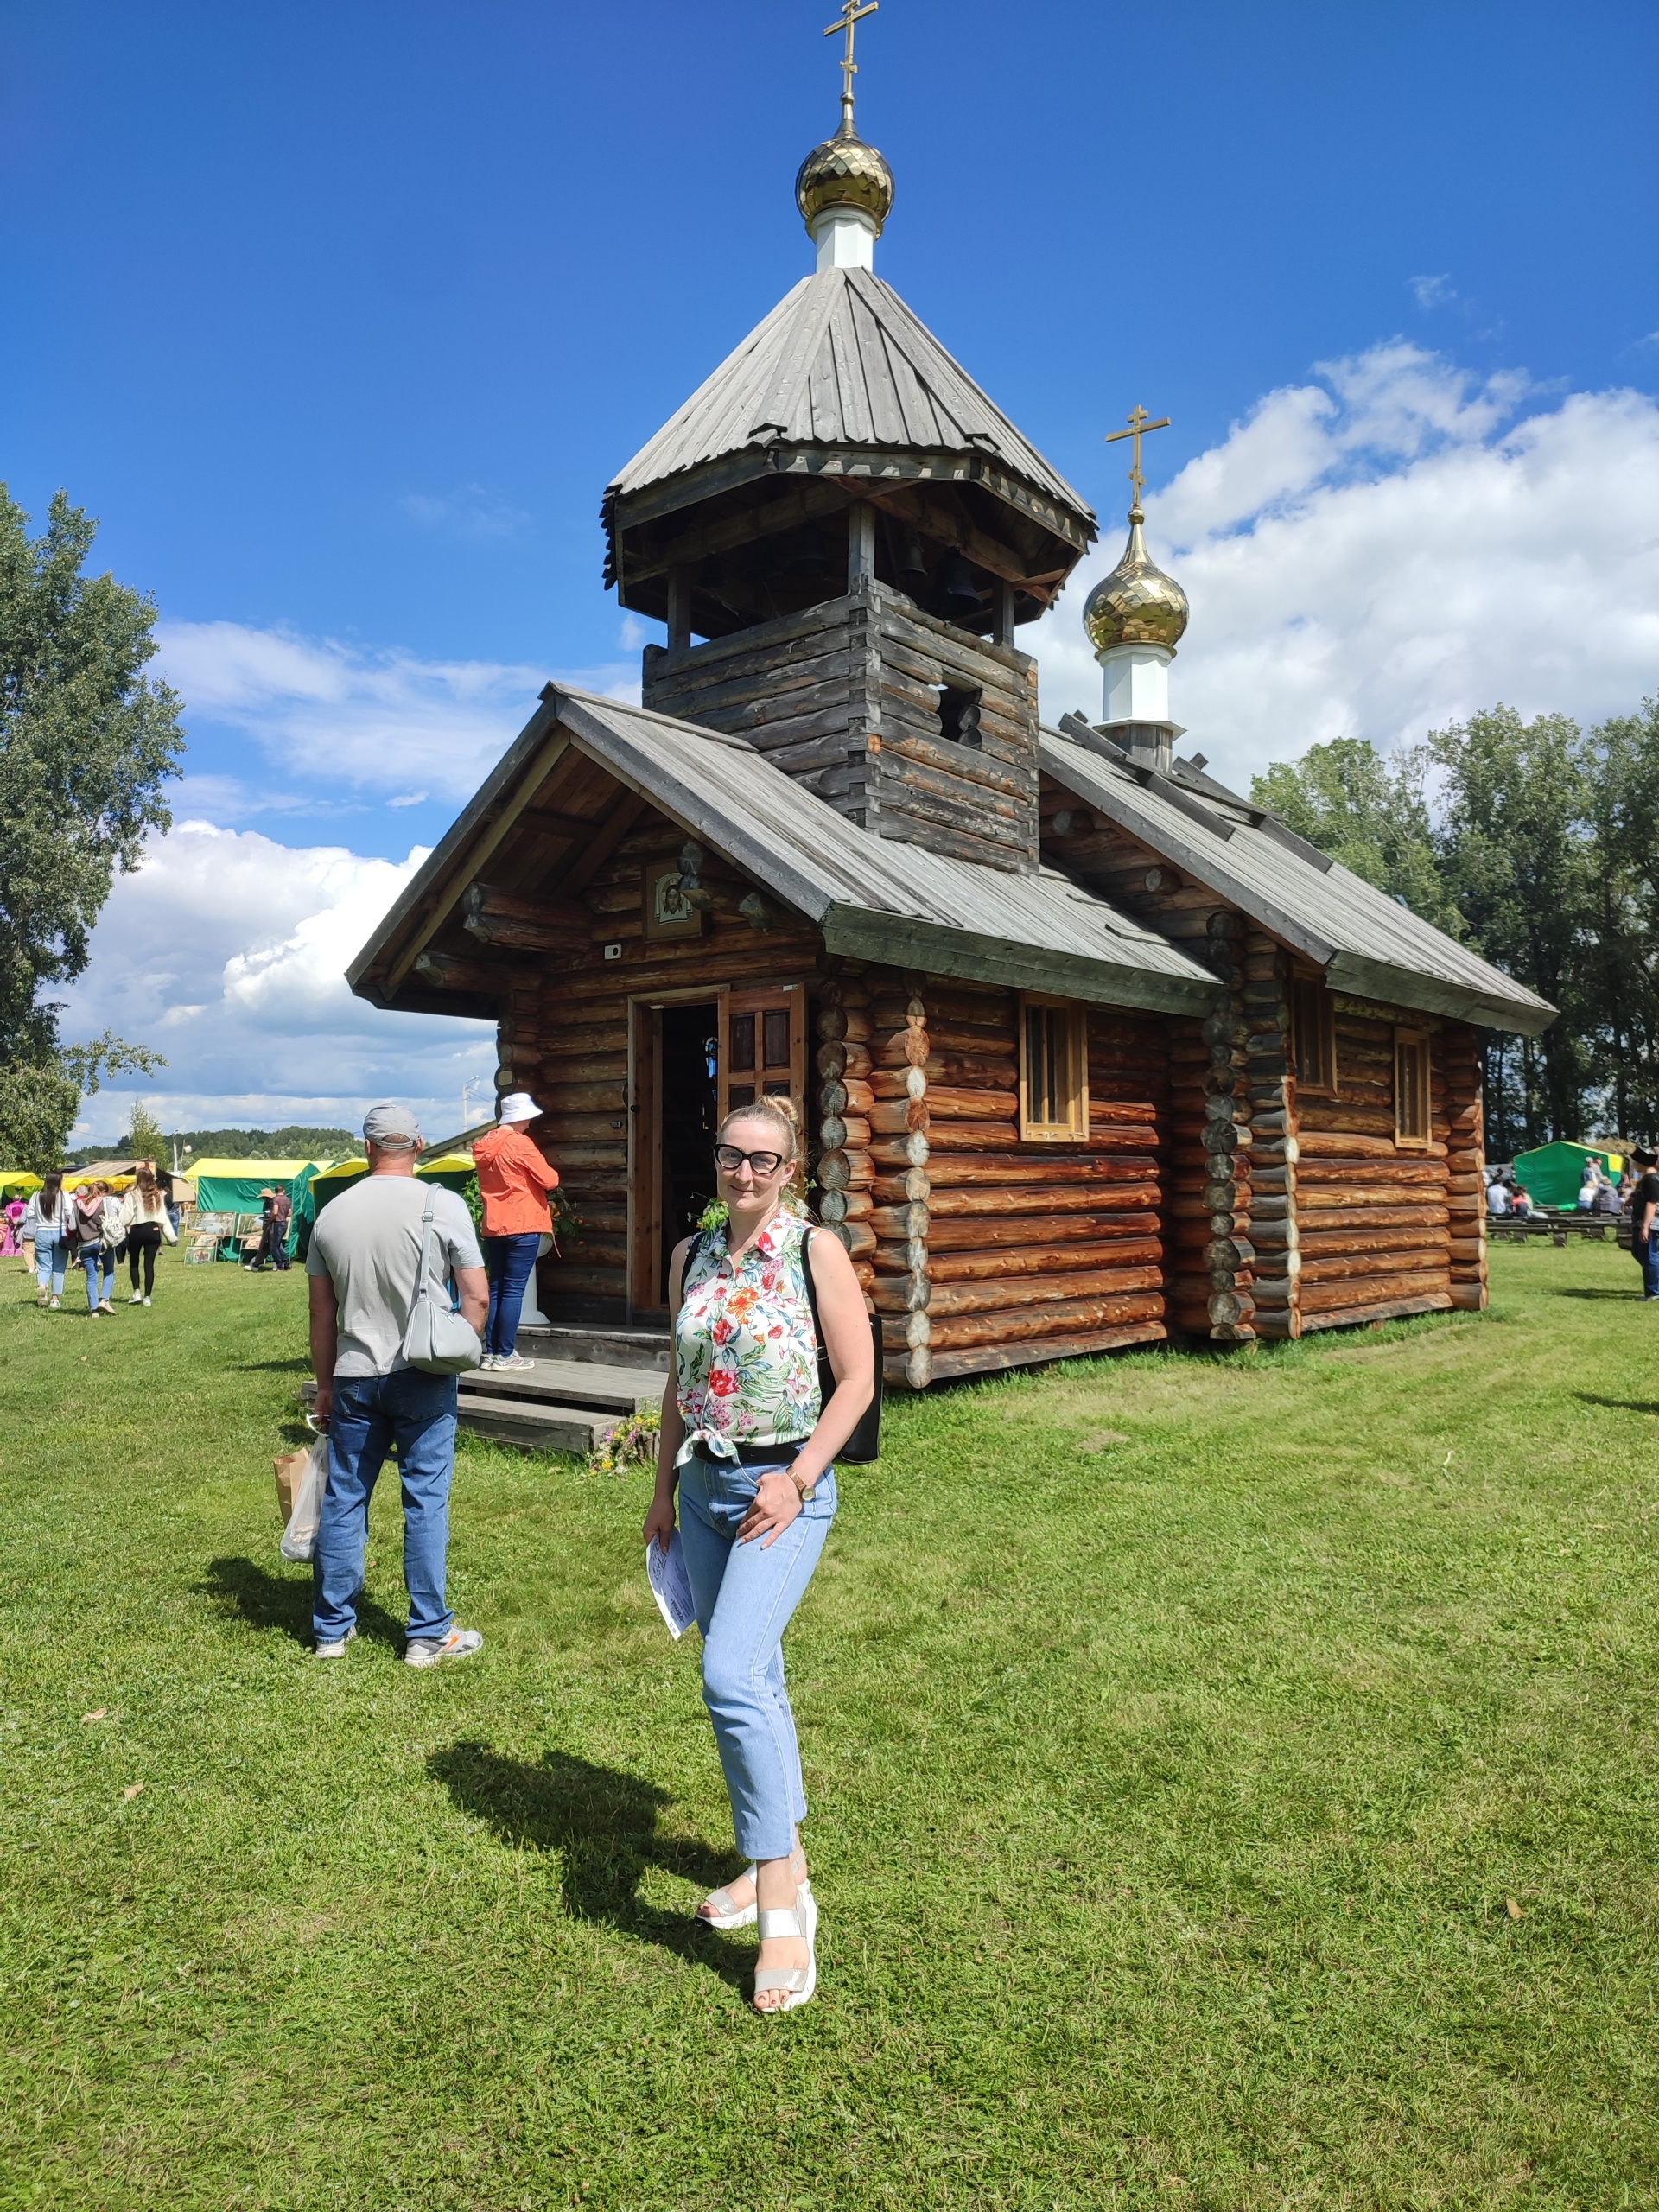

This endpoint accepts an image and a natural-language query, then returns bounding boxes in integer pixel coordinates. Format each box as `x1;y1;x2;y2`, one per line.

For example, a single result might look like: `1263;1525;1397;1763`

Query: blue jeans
81;1245;117;1309
313;1368;460;1645
677;1453;837;1862
34;1232;67;1297
484;1233;541;1357
1637;1235;1659;1299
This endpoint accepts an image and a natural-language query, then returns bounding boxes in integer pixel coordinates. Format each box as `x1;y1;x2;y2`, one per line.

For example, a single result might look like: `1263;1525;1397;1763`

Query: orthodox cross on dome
1104;404;1172;518
824;0;878;134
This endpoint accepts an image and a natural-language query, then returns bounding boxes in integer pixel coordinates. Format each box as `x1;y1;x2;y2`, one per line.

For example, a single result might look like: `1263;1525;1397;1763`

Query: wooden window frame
1291;975;1337;1096
1394;1028;1432;1149
1018;994;1090;1144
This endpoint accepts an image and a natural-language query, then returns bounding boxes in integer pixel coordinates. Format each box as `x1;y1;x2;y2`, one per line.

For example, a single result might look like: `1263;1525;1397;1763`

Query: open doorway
656;1001;719;1306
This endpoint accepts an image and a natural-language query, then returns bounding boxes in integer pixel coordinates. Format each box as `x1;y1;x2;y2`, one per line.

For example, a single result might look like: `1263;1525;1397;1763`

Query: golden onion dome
1082;509;1189;653
796;121;894;237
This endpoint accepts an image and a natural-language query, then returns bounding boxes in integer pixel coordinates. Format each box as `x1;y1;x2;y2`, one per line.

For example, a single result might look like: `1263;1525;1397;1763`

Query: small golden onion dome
796;122;894;237
1083;509;1189;653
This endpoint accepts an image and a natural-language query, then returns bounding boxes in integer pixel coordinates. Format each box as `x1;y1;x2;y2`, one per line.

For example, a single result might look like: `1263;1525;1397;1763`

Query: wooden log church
349;38;1554;1391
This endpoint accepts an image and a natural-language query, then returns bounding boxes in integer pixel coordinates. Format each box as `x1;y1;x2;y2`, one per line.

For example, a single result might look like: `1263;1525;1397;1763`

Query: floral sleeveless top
675;1211;820;1463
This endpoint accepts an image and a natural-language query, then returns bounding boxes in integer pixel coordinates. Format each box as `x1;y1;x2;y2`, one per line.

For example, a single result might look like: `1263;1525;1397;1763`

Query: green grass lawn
3;1242;1658;2210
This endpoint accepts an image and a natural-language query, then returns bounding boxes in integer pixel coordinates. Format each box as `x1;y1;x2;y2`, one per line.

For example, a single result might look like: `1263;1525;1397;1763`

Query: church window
1291;977;1337;1096
937;684;982;747
1394;1029;1432;1147
1019;995;1089;1142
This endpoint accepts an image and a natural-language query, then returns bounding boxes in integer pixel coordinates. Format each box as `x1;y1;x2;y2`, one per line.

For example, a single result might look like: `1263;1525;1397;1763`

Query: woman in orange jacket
471;1093;560;1371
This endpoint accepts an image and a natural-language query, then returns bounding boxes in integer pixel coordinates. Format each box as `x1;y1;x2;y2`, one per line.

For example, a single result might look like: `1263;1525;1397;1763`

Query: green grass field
3;1240;1658;2210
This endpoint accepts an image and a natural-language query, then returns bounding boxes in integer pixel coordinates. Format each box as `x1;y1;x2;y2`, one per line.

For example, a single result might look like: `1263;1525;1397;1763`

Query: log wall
1293;994;1458;1331
816;969;1171;1388
643;578;1040;874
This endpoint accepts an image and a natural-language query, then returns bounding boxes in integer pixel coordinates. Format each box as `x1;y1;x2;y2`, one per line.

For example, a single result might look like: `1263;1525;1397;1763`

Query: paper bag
279;1436;331;1563
274;1447;310;1523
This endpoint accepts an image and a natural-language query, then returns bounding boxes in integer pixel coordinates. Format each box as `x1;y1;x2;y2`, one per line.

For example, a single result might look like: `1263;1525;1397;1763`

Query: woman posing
645;1096;874;2015
23;1174;75;1308
471;1091;559;1373
119;1162;175;1305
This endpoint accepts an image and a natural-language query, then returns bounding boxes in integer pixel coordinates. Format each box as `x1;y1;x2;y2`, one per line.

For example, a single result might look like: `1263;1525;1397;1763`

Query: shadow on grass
1550;1287;1644;1301
1575;1393;1659;1415
194;1555;406;1652
236;1355;312;1373
429;1740;749;1990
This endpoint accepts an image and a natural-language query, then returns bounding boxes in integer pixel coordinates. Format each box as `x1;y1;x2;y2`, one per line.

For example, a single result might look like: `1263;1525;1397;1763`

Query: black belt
691;1440;809;1466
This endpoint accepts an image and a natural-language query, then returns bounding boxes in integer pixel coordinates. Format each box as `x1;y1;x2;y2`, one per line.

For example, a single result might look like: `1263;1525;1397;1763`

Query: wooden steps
300;1338;670;1457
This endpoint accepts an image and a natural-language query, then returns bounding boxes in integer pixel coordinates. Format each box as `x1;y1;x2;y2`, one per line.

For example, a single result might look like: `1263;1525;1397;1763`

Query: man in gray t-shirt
306;1103;488;1666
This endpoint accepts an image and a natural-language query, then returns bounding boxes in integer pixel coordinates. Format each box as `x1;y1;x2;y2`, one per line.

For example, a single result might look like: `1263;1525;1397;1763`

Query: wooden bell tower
602;37;1096;875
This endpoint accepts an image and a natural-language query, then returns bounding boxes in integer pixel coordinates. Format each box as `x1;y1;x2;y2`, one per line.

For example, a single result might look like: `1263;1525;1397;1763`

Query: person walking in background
24;1174;74;1308
645;1095;874;2016
1626;1147;1659;1300
73;1179;120;1316
246;1185;293;1272
120;1162;174;1305
307;1103;489;1667
2;1195;23;1258
471;1092;559;1374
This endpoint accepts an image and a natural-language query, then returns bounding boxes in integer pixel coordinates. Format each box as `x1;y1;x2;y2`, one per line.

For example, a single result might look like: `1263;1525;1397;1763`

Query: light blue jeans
34;1231;68;1297
312;1368;460;1646
677;1452;837;1863
81;1245;117;1310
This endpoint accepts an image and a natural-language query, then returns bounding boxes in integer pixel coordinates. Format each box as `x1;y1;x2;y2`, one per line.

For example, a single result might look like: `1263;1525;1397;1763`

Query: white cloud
1034;342;1659;787
154;621;640;802
58;822;497;1143
1410;274;1455;310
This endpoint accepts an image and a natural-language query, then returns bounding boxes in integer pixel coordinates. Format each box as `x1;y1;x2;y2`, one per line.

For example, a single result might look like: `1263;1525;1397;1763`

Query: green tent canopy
184;1159;319;1215
1510;1140;1624;1210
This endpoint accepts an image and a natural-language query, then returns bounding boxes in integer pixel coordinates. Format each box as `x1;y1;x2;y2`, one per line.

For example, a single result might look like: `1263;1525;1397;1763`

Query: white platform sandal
753;1880;817;2014
696;1865;758;1929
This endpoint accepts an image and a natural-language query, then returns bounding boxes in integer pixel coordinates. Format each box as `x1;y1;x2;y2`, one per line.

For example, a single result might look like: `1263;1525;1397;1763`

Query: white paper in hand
646;1530;696;1640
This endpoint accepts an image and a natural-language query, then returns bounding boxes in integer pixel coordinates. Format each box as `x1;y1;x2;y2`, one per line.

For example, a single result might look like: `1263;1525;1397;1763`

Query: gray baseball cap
363;1101;423;1147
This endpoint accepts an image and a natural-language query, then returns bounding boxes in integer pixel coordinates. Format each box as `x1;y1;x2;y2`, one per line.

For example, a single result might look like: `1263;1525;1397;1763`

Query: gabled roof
606;268;1094;538
1039;722;1556;1037
349;688;1218;1020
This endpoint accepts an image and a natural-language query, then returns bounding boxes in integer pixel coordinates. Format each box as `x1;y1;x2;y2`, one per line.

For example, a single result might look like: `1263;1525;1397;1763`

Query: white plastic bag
280;1434;331;1563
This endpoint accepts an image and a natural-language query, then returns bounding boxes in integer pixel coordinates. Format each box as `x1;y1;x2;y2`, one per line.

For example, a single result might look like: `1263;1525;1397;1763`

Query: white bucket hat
497;1091;541;1125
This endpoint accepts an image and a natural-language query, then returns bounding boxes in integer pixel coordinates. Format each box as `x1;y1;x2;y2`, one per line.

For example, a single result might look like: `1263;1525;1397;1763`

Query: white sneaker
128;1292;143;1304
495;1351;536;1372
479;1353;498;1370
143;1296;151;1307
49;1296;60;1310
315;1626;357;1659
404;1627;484;1669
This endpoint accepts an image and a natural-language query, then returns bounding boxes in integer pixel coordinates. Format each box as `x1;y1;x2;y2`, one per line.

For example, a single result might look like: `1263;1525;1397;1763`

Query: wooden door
718;983;807;1122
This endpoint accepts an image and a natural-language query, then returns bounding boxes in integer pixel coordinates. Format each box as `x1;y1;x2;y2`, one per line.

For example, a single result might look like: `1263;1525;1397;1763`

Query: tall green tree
1250;737;1463;937
1426;707;1595;1153
1580;698;1659;1141
0;488;179;1170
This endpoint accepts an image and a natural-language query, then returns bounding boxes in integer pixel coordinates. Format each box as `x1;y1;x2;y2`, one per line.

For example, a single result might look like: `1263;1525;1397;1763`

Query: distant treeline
63;1125;365;1170
1253;700;1659;1160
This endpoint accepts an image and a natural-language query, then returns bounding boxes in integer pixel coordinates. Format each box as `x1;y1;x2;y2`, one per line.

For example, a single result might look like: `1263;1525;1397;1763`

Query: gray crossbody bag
399;1187;483;1374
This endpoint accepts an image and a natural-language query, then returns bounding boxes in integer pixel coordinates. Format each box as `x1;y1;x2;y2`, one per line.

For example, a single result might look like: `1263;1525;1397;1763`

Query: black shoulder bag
802;1227;883;1464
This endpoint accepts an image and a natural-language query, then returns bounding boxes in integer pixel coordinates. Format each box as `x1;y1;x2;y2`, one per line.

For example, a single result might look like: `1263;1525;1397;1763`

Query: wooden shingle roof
349;688;1219;1020
1039;723;1557;1036
605;268;1095;548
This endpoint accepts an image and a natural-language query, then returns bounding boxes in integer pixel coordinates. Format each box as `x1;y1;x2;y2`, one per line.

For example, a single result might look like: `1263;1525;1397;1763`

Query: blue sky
3;0;1656;1136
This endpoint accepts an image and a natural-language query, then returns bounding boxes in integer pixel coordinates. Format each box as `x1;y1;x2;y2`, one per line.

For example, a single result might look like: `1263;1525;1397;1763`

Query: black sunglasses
714;1144;786;1175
